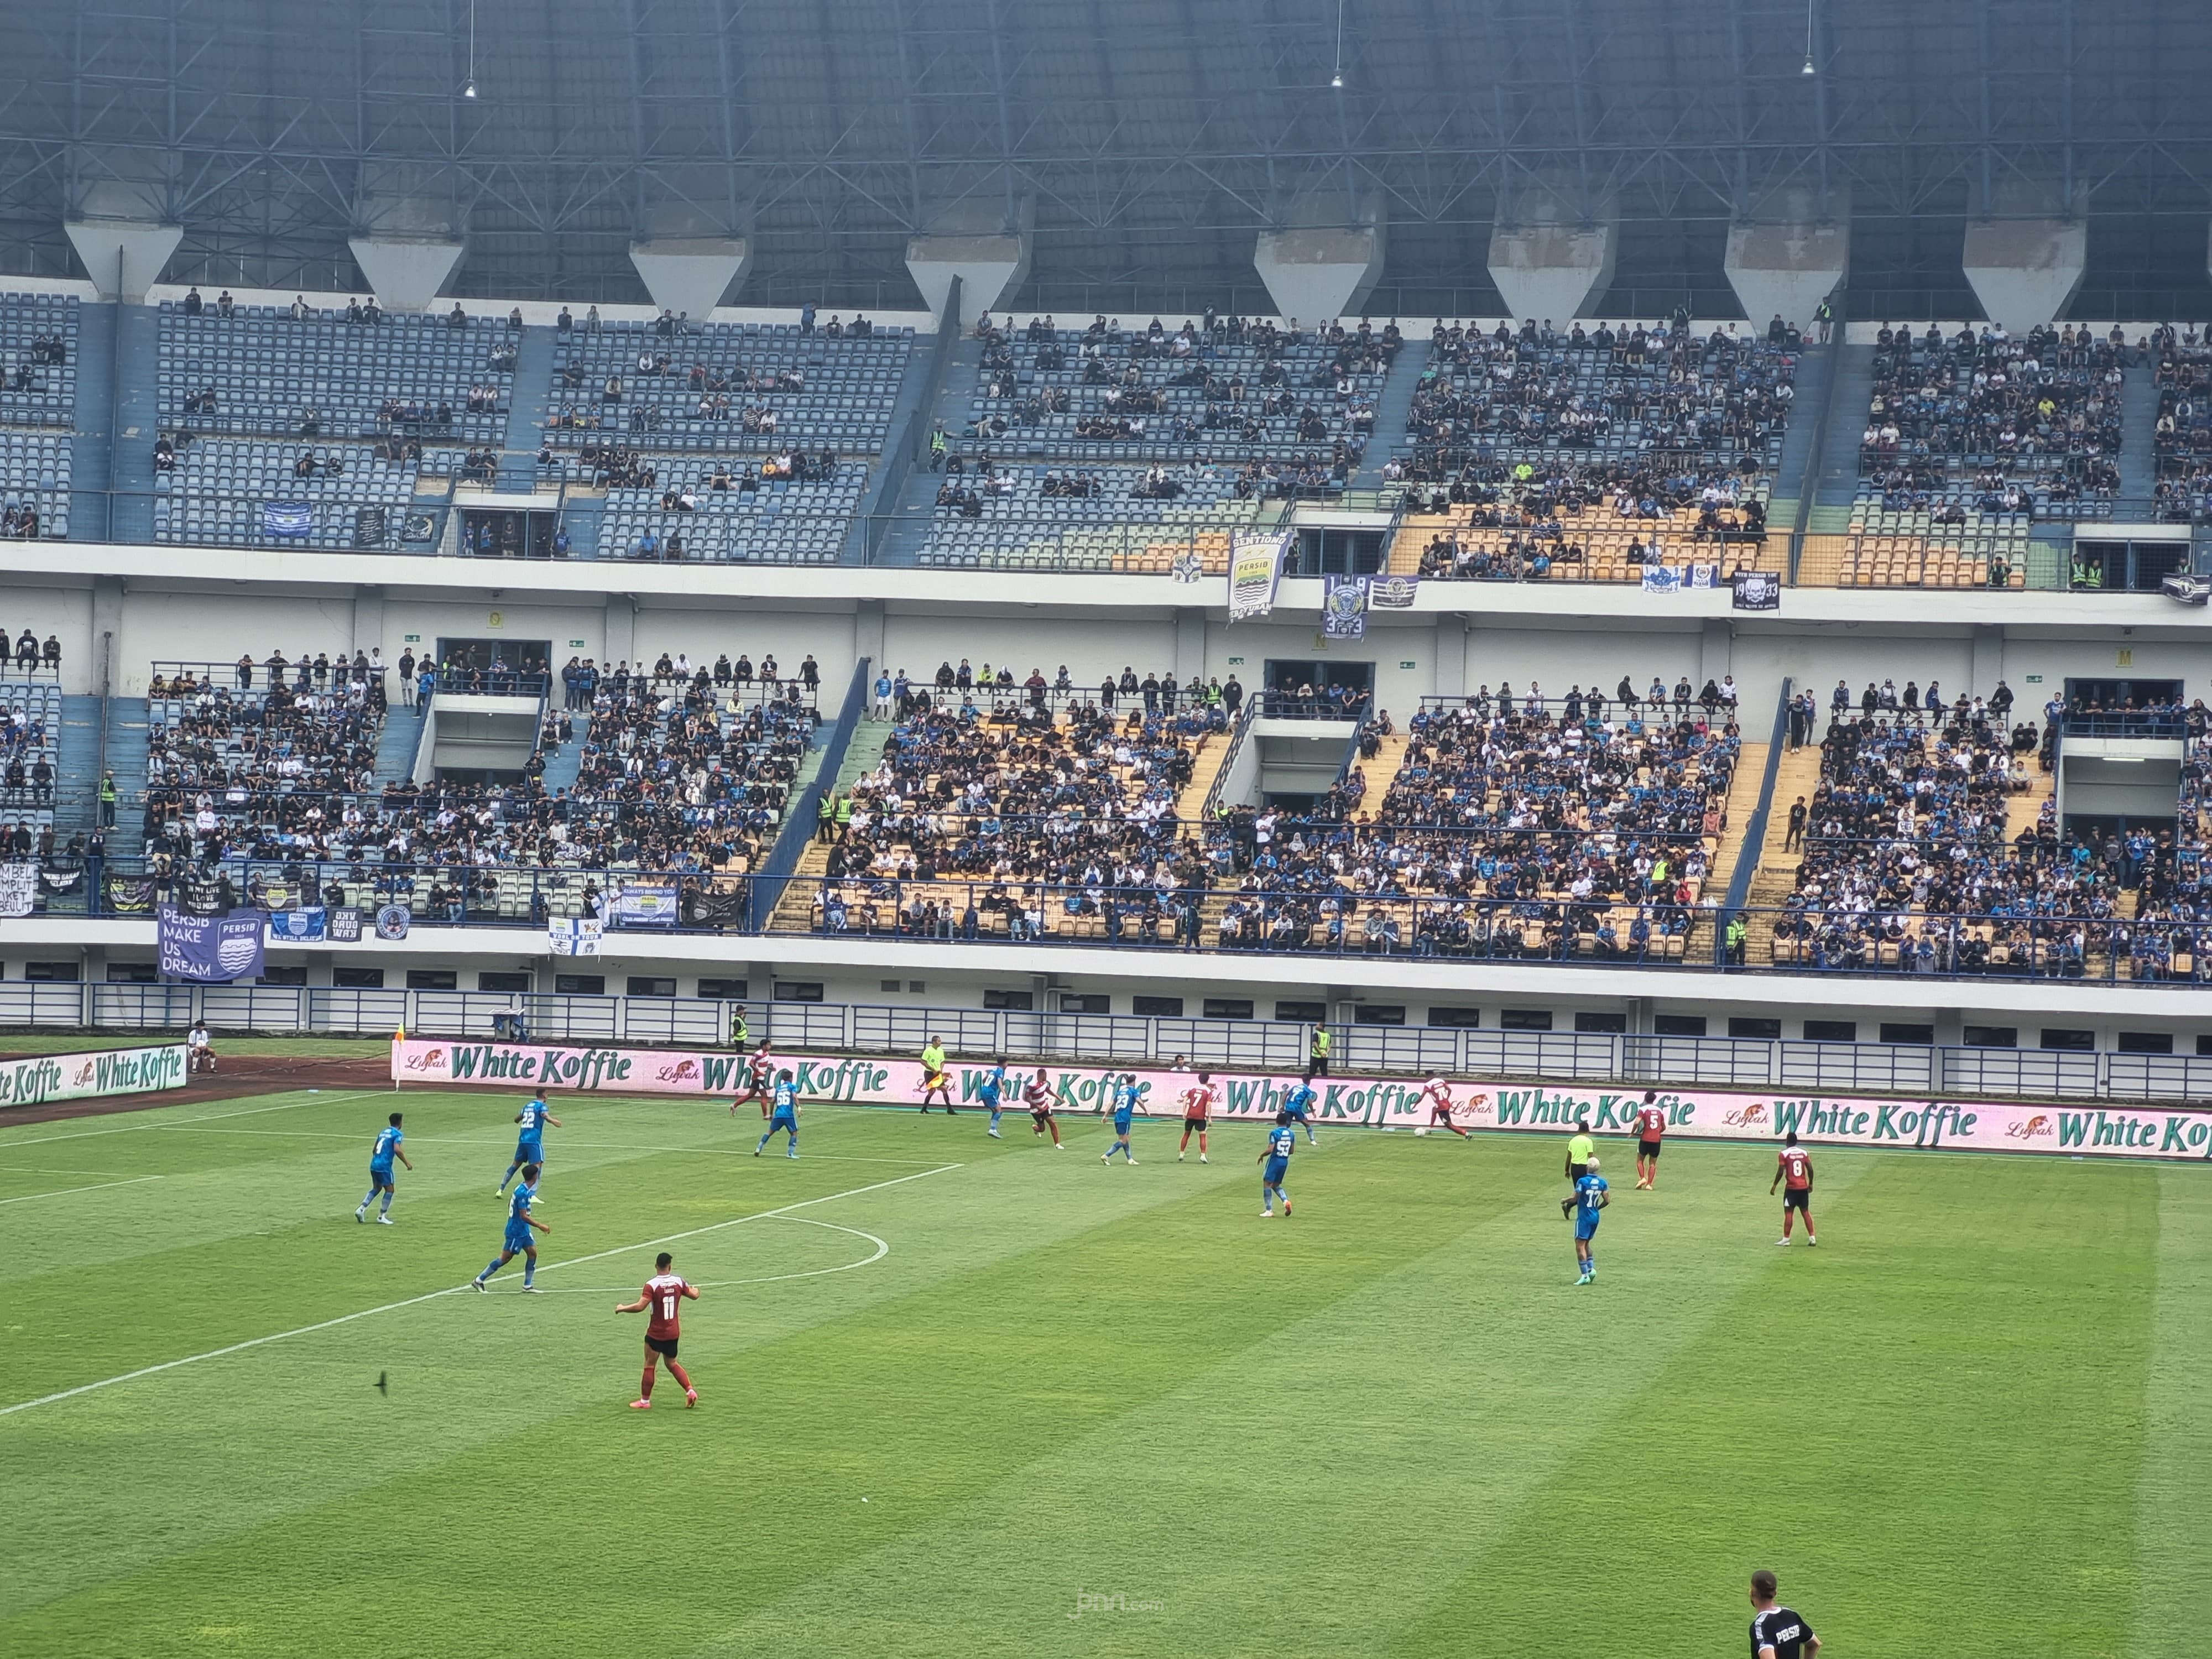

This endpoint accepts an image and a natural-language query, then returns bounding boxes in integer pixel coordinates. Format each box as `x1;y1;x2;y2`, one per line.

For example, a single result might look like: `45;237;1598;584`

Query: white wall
0;585;95;691
881;611;1181;688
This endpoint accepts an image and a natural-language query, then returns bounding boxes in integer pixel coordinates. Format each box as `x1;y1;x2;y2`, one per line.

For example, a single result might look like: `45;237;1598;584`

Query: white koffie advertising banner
389;1040;2212;1163
0;1044;189;1109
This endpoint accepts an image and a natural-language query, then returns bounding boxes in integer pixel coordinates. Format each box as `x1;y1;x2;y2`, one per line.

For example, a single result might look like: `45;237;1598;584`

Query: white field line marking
518;1217;889;1294
154;1125;951;1166
0;1091;387;1150
0;1175;164;1207
0;1161;961;1420
0;1165;134;1177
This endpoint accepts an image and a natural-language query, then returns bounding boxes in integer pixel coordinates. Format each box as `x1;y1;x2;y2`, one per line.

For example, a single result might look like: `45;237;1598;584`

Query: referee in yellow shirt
1560;1119;1596;1215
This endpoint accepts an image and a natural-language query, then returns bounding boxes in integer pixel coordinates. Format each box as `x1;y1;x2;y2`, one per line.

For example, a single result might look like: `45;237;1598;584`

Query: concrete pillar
603;596;637;670
1433;615;1467;700
905;199;1032;331
347;237;466;313
1969;624;2004;700
1253;209;1384;327
1175;609;1207;687
628;238;752;320
351;163;467;312
91;576;126;695
64;220;183;304
1487;187;1616;322
1724;188;1849;335
1699;618;1733;692
1961;184;2086;336
64;166;184;302
352;588;387;662
853;598;886;675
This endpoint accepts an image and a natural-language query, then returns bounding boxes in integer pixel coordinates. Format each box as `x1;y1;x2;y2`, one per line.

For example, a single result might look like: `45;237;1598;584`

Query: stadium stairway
1349;341;1428;488
1739;740;1824;964
503;326;557;453
1354;729;1412;802
536;734;582;794
107;305;163;545
873;336;987;565
1760;342;1833;531
373;707;426;787
765;718;896;931
2116;366;2159;518
70;303;117;542
1709;738;1771;884
1172;726;1239;822
54;693;106;834
2004;763;2057;840
1811;346;1875;512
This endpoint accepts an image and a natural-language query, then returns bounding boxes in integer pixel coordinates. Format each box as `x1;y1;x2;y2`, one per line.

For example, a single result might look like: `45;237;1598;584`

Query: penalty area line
0;1161;963;1420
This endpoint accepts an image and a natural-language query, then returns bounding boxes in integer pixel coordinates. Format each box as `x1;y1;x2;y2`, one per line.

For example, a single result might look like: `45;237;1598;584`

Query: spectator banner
1368;575;1420;609
1640;564;1721;594
383;1042;2212;1162
0;862;34;917
1170;550;1204;585
269;907;327;942
0;1043;188;1109
156;905;266;983
401;513;436;544
375;904;411;941
1227;530;1288;622
103;873;155;915
611;884;680;928
263;502;313;538
1732;570;1782;611
549;917;603;956
1321;576;1369;640
327;908;363;942
39;866;81;898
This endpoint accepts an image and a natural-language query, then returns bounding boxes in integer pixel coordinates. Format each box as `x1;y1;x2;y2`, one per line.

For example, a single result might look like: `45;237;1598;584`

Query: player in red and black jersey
1632;1089;1667;1188
1770;1131;1816;1246
615;1250;700;1409
728;1041;776;1117
1023;1067;1063;1147
1747;1569;1819;1659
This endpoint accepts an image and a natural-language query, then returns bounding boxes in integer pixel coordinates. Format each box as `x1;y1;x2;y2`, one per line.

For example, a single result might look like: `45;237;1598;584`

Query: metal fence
6;983;2208;1105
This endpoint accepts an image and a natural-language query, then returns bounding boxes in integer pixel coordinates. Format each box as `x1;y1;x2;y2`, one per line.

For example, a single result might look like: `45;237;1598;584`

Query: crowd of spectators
1858;321;2126;517
2151;322;2212;520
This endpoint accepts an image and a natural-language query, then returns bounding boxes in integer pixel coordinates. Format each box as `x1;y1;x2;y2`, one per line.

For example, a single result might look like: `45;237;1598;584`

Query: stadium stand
1384;319;1793;585
593;451;864;564
917;462;1255;573
2151;321;2212;521
0;673;62;855
543;316;910;457
0;431;70;539
0;293;79;430
153;439;421;549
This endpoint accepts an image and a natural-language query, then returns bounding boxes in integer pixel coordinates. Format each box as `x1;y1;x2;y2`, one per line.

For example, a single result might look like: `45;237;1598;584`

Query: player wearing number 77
617;1251;700;1410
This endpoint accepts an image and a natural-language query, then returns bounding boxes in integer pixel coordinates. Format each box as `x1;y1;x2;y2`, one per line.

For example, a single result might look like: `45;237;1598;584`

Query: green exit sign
1400;660;1417;669
570;639;586;648
2024;674;2043;684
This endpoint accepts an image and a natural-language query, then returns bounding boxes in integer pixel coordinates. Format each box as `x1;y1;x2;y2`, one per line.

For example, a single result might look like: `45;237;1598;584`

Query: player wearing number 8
617;1251;700;1410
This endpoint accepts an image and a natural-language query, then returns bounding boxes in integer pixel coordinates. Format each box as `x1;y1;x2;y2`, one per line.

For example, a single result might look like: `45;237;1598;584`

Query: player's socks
640;1368;656;1401
1199;1152;1207;1163
523;1265;535;1288
755;1133;771;1154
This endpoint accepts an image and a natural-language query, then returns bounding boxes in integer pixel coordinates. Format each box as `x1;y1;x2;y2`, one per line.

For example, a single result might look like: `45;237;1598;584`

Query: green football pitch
2;1082;2206;1658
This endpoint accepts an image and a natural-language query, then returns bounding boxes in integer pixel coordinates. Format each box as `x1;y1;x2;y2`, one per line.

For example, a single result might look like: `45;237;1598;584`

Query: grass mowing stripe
0;1162;963;1419
1387;1153;2158;1658
2130;1166;2212;1659
0;1175;164;1206
0;1090;386;1150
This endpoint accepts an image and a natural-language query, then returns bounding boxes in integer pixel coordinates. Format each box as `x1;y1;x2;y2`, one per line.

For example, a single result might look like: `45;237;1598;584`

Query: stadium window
1728;1018;1783;1041
1500;1008;1553;1031
332;967;387;990
697;978;748;999
479;972;532;994
1572;1011;1626;1034
24;961;79;981
627;977;677;998
880;979;902;993
983;989;1035;1012
1802;1019;1856;1042
258;966;307;987
908;981;927;994
1426;1006;1481;1028
1963;1026;2018;1048
1205;998;1256;1021
1272;999;1324;1022
1353;1005;1406;1026
1879;1023;1934;1045
1652;1014;1708;1037
1058;993;1110;1015
774;982;825;1003
405;970;458;992
2039;1029;2096;1052
1133;995;1185;1018
2116;1031;2174;1055
105;963;158;983
555;974;606;996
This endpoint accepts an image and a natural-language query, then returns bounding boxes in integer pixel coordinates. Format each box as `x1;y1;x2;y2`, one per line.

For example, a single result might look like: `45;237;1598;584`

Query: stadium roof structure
2;0;2209;318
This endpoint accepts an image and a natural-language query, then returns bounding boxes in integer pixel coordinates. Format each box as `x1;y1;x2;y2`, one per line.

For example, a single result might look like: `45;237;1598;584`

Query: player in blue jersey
355;1111;413;1224
1282;1072;1321;1144
1567;1155;1609;1284
498;1092;562;1194
1258;1109;1297;1217
754;1071;801;1157
977;1060;1009;1139
1102;1072;1142;1164
471;1166;551;1291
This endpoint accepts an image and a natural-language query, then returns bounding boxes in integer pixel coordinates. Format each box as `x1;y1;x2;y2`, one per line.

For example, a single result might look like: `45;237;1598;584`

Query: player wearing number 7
616;1251;699;1410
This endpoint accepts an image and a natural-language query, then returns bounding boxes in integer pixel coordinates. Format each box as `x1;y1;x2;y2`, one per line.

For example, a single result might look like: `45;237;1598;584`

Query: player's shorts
1574;1218;1601;1241
1030;1107;1053;1123
1639;1139;1662;1159
1784;1187;1811;1209
503;1220;536;1253
1112;1117;1134;1135
368;1164;395;1190
515;1139;543;1164
646;1335;680;1359
769;1110;797;1130
1182;1115;1208;1131
1286;1107;1312;1122
1262;1156;1290;1185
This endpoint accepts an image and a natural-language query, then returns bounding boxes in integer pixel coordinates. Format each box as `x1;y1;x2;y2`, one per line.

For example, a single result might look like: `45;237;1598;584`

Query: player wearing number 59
616;1251;700;1410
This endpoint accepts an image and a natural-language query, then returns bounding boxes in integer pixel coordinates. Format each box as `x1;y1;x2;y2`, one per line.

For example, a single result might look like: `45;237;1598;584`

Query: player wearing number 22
1564;1156;1609;1284
1258;1111;1296;1217
617;1251;700;1410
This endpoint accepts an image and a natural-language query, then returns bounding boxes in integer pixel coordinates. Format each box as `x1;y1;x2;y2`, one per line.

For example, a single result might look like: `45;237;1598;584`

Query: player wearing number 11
616;1251;699;1410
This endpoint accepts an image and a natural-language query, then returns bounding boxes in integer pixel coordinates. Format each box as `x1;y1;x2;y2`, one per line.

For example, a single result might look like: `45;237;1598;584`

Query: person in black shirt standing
1748;1569;1819;1659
